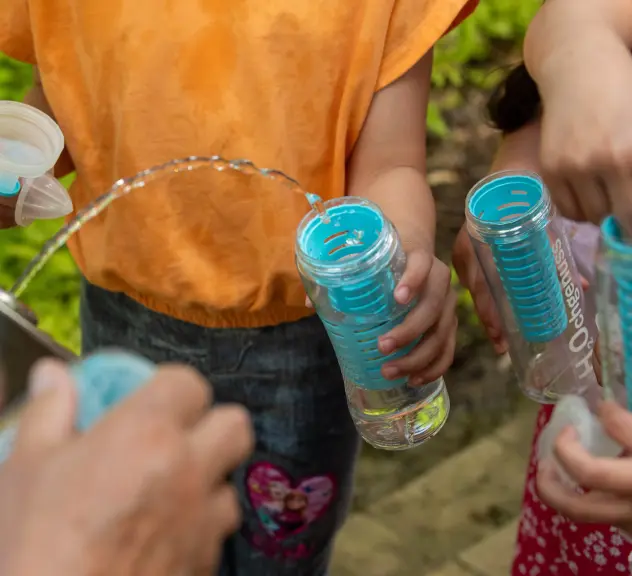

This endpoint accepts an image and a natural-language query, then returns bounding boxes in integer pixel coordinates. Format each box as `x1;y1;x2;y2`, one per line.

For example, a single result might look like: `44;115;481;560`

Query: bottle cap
0;101;72;226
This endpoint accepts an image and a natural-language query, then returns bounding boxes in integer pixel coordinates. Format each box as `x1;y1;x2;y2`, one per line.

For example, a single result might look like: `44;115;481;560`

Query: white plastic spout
15;173;73;226
0;101;72;226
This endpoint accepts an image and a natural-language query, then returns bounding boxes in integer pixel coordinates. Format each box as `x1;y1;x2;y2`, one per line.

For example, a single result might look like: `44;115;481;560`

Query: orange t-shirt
1;0;475;328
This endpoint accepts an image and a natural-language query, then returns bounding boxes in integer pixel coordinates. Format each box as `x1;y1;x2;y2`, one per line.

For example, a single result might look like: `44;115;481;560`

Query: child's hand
452;224;507;355
451;223;590;356
537;401;632;532
377;244;457;387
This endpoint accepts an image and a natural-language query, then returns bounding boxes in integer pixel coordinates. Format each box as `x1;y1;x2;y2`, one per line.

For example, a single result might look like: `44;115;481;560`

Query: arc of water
10;155;316;297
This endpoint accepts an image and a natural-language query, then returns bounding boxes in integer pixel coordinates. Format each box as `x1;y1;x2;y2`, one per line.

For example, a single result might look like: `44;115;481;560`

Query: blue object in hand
0;350;156;462
71;350;156;431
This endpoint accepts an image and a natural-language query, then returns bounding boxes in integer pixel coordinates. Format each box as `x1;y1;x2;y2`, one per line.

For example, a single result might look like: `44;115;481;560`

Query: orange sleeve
445;0;479;35
377;0;478;90
0;0;36;64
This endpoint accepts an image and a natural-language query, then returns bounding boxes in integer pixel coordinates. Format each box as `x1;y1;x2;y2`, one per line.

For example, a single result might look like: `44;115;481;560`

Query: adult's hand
0;359;253;576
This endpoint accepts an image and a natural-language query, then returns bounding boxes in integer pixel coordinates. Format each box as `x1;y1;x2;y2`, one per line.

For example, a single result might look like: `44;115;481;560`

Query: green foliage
434;0;540;89
0;55;31;101
1;219;81;353
427;0;541;137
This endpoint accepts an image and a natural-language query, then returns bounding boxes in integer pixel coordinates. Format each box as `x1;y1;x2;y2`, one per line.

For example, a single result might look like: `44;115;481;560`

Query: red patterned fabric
513;405;632;575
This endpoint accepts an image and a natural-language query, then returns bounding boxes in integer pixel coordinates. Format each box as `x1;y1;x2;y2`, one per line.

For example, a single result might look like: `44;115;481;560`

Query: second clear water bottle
295;196;450;450
465;170;599;403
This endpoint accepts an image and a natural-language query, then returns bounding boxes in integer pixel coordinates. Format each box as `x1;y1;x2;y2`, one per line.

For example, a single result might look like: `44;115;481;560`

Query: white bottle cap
0;101;72;226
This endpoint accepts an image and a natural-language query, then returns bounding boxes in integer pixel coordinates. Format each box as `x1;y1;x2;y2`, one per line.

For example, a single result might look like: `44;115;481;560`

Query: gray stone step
332;401;537;575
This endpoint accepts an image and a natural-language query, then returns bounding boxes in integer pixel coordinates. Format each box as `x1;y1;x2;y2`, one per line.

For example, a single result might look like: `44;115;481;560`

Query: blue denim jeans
80;281;360;575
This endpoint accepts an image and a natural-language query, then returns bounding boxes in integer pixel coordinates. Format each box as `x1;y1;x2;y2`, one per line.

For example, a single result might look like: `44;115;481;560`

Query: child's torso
21;0;472;327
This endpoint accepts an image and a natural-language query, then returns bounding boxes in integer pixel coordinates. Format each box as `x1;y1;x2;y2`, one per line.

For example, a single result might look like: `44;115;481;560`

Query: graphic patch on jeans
245;461;335;558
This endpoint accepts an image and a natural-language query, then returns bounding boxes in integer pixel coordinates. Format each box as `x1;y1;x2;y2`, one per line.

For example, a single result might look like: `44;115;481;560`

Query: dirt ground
352;88;525;512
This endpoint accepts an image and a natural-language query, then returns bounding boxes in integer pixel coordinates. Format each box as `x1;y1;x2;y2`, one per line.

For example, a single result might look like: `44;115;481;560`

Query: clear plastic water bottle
536;216;631;487
465;170;599;403
295;196;450;450
596;216;632;408
0;101;72;225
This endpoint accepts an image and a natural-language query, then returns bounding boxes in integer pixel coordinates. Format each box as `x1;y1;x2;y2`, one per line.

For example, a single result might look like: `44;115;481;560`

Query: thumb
14;359;77;457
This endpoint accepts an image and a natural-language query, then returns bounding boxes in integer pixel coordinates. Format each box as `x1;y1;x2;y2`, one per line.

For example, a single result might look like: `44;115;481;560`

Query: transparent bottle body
296;197;449;450
466;171;599;403
596;216;632;409
534;217;627;486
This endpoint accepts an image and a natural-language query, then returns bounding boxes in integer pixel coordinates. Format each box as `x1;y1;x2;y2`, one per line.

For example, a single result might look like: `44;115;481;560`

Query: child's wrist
527;29;622;100
390;218;435;254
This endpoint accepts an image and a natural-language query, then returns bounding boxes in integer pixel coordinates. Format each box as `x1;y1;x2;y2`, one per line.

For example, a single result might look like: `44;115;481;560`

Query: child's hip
80;279;360;574
81;278;341;387
79;278;357;445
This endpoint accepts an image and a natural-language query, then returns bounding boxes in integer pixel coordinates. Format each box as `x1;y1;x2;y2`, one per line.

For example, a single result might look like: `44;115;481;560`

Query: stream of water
10;155;326;297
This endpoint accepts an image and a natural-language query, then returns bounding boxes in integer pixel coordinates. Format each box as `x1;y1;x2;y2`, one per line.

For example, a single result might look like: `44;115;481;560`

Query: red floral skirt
512;405;632;575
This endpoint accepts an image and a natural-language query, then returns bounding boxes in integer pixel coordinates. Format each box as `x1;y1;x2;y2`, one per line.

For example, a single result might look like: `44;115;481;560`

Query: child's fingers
452;225;477;287
593;343;602;386
456;257;506;353
452;228;507;352
394;249;434;305
537;460;632;525
599;401;632;454
378;302;433;354
554;424;632;496
413;318;458;385
381;268;452;352
382;292;456;379
305;295;313;308
471;284;506;350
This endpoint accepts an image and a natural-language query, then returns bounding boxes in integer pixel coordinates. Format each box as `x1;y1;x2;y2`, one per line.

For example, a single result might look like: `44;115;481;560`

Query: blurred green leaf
429;0;540;136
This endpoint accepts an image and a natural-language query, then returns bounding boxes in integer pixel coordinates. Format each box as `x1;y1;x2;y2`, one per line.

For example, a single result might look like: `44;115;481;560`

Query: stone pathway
332;400;538;576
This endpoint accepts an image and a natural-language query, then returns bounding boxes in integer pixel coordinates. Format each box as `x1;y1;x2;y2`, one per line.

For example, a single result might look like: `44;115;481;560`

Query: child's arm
348;51;436;255
346;50;456;385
